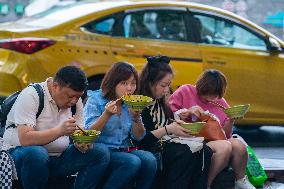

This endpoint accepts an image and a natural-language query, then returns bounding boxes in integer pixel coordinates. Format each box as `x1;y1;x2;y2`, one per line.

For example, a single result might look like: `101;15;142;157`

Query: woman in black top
138;55;213;189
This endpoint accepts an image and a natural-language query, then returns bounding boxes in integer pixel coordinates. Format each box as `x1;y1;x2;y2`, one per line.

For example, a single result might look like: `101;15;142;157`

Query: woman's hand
128;108;142;122
188;105;204;118
129;109;145;140
105;101;119;115
178;106;204;120
178;110;191;120
166;122;191;137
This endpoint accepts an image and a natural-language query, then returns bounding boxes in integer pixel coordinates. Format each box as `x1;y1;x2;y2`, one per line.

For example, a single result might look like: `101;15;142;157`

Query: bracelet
164;125;169;135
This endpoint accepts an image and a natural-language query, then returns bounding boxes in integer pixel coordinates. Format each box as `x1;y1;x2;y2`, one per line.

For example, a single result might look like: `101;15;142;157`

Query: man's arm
18;125;61;146
18;118;77;146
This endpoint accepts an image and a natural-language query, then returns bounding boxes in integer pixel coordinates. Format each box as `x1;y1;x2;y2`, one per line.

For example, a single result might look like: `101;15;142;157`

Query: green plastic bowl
224;104;250;119
181;122;206;135
122;95;153;110
71;130;100;143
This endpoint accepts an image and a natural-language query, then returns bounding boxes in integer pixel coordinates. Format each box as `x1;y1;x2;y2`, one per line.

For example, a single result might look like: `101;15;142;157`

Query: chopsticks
115;93;129;103
208;101;226;110
115;95;124;103
76;125;87;135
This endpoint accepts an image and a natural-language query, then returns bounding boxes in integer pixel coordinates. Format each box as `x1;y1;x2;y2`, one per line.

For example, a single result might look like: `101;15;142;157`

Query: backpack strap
30;84;44;118
5;84;44;131
69;104;77;145
71;104;76;116
30;83;75;117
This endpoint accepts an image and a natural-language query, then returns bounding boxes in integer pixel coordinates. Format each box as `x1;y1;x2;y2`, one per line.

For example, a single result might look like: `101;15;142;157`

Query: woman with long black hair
138;55;212;189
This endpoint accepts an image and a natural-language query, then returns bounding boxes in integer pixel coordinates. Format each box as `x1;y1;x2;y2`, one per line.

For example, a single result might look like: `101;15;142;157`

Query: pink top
169;84;231;137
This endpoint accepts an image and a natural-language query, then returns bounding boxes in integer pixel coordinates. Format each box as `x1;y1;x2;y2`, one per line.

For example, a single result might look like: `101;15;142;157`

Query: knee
213;141;232;162
23;146;49;165
19;146;49;176
220;141;233;156
139;151;157;171
232;140;247;157
127;155;142;174
90;143;110;164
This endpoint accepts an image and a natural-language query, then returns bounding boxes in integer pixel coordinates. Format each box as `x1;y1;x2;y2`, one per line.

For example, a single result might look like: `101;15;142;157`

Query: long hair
101;62;138;100
139;55;173;117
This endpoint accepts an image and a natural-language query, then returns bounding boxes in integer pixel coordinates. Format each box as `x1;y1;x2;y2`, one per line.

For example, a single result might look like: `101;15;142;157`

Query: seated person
169;69;256;189
84;62;157;189
3;66;110;189
156;14;187;41
138;55;213;189
130;14;152;38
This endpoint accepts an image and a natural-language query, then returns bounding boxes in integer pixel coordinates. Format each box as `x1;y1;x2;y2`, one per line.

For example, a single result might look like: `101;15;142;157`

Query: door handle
125;44;135;48
207;59;226;65
125;44;136;53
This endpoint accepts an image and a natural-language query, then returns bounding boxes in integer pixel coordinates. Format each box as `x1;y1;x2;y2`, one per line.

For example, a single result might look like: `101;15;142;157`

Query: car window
192;14;267;51
123;11;187;42
82;17;115;35
15;1;128;28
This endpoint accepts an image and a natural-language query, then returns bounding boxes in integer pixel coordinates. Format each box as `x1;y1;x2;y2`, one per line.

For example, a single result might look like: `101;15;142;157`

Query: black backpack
0;83;77;137
0;84;44;137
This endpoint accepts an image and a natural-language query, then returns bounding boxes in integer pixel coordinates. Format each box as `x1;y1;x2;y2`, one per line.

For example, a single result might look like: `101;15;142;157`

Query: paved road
234;126;284;147
234;126;284;189
234;125;284;170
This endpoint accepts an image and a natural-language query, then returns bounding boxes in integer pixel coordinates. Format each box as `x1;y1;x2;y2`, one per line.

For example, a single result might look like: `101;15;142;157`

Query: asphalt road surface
234;126;284;189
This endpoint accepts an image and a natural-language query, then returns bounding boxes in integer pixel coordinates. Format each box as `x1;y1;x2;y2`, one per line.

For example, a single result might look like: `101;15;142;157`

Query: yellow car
0;1;283;125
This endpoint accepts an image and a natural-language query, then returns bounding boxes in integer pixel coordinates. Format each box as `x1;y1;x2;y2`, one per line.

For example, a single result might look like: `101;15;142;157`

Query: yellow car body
0;1;283;125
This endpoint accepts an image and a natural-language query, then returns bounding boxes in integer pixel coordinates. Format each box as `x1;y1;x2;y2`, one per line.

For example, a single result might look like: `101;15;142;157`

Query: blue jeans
10;143;110;189
103;149;157;189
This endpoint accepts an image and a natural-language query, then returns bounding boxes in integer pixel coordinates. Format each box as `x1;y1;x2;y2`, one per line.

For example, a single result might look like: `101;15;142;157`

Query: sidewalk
263;182;284;189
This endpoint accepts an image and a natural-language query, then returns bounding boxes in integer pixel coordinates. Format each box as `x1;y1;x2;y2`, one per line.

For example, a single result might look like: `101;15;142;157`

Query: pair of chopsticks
76;125;87;135
115;93;129;103
115;95;124;103
208;101;226;110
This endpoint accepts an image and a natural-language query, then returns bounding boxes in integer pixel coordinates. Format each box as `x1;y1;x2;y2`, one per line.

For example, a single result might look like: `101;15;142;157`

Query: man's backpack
0;84;44;137
0;83;77;138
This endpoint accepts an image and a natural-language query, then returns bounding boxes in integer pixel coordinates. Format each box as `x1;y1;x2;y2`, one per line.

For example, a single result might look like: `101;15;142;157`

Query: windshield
17;1;126;28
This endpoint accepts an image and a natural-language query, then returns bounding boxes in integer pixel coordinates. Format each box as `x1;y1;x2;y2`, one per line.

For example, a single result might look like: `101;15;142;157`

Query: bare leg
206;140;232;186
229;138;248;180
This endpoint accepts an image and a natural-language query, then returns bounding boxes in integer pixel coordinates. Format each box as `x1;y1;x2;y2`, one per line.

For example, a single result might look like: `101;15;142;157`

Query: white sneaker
235;176;256;189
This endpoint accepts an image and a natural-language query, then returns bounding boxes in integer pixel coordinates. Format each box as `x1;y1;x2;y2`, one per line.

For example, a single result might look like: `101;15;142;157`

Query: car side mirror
268;37;282;51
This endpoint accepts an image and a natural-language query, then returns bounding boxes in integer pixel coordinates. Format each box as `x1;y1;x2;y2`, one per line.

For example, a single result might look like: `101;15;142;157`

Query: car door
110;7;203;90
190;11;284;124
79;15;118;71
